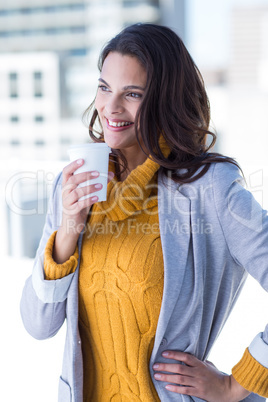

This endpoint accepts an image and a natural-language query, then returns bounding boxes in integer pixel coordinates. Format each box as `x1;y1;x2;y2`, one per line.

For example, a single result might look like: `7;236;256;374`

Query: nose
105;94;124;115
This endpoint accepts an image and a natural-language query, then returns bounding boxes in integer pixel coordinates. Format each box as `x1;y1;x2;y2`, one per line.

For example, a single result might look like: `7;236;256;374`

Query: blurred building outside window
33;71;43;97
0;0;162;259
10;115;19;123
9;71;18;97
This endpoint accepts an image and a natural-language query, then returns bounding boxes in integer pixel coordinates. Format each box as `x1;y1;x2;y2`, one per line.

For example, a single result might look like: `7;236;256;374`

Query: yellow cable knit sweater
45;155;164;401
79;157;163;401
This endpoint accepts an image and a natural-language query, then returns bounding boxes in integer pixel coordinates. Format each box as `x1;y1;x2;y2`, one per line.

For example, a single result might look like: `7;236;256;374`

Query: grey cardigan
20;162;268;402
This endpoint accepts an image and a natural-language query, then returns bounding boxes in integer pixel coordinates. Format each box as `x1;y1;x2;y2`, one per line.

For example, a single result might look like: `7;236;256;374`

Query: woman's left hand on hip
153;350;250;402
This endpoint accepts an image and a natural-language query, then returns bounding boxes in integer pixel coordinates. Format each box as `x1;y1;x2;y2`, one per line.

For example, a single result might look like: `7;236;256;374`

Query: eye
98;85;110;92
127;92;142;99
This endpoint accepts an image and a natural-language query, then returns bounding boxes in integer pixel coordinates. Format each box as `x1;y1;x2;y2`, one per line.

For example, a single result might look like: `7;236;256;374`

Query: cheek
94;94;103;115
129;105;139;123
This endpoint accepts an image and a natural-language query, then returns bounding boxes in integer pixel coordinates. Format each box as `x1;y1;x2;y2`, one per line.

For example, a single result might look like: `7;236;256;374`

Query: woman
21;24;268;401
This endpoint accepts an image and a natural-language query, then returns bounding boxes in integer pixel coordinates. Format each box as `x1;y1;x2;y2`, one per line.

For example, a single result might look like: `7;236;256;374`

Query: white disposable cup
67;143;111;202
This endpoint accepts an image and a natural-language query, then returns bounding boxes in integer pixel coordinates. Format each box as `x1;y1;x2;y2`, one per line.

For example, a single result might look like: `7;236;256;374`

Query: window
33;71;43;97
35;139;45;146
70;26;86;34
69;4;85;11
9;72;18;98
10;139;20;146
0;9;9;16
21;8;32;14
34;115;44;123
10;115;19;123
69;48;87;56
123;0;144;6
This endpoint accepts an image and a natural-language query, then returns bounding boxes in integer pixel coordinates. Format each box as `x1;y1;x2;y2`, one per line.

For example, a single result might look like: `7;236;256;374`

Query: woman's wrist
225;375;250;402
53;226;80;264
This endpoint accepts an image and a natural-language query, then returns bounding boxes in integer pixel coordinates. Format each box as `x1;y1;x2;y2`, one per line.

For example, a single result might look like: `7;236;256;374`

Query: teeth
108;119;132;127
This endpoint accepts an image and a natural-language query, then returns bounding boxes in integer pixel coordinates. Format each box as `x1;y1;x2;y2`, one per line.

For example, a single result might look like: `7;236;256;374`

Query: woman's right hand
53;159;113;264
61;158;103;235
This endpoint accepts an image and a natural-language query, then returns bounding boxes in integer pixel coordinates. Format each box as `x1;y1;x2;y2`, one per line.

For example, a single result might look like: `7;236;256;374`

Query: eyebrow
98;78;145;91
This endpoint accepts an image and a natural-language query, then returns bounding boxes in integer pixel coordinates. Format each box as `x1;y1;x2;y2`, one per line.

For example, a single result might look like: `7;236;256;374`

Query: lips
105;118;134;131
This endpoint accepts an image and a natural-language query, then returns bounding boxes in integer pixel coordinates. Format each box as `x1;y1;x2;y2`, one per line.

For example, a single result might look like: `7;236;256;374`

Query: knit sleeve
232;346;268;397
44;231;79;280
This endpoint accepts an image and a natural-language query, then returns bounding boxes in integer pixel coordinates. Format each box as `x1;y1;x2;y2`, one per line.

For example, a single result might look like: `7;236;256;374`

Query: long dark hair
84;23;239;183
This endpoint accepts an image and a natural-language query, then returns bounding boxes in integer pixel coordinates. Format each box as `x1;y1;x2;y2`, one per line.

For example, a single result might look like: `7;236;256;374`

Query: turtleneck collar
92;156;159;221
91;136;170;222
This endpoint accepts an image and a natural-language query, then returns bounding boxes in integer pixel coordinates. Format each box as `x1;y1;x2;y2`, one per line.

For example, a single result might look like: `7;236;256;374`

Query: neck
120;148;147;180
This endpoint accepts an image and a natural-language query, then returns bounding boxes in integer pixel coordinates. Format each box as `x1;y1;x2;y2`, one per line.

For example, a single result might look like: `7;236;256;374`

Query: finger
62;173;100;199
62;159;85;184
108;171;115;182
153;363;193;377
62;194;99;216
154;372;196;387
162;351;200;367
67;170;100;187
165;383;197;396
64;183;103;205
76;195;99;211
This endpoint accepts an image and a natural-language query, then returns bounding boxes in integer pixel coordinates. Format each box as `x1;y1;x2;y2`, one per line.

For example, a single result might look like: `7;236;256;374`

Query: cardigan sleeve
212;162;268;397
20;172;80;340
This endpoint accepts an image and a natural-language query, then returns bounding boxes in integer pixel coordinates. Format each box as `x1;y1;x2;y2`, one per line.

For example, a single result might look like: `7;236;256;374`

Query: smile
107;118;133;128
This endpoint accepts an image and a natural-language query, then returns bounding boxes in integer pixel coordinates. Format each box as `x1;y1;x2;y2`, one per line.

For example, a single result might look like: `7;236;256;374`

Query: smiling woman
21;23;268;402
85;23;238;183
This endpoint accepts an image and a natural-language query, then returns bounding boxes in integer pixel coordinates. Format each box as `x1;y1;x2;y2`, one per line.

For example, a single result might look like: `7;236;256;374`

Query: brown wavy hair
83;23;239;182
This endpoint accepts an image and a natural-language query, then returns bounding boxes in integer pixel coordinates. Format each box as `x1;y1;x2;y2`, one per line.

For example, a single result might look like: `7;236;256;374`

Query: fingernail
91;196;98;202
154;373;162;379
95;183;102;189
166;385;173;390
76;159;83;165
162;352;169;357
91;171;99;176
153;364;159;369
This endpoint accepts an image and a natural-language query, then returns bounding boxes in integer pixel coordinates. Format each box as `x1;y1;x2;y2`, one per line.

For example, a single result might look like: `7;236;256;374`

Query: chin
103;138;118;149
103;135;123;150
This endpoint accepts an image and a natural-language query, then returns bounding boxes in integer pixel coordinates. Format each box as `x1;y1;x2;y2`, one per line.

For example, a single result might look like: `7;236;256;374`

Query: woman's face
95;51;147;154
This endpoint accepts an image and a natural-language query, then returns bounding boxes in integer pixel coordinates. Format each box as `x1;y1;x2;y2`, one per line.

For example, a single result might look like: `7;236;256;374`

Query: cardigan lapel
152;173;191;356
